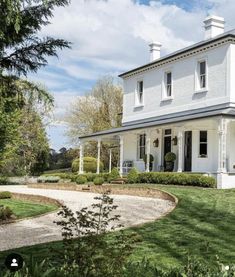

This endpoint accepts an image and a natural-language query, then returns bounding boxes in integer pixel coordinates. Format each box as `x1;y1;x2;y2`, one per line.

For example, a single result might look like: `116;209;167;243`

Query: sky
29;0;235;150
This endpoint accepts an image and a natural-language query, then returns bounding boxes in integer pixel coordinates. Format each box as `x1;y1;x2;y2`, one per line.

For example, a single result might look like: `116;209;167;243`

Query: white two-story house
79;15;235;189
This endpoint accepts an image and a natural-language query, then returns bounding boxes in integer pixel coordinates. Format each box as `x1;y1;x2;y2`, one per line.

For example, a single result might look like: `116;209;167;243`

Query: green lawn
0;185;234;270
0;199;58;219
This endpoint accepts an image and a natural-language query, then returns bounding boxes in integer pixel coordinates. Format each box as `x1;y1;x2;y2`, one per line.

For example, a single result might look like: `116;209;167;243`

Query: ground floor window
137;134;146;160
199;130;207;157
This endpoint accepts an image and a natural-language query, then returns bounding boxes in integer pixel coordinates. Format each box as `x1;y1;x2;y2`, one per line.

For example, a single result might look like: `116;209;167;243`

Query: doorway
164;129;172;168
184;131;192;171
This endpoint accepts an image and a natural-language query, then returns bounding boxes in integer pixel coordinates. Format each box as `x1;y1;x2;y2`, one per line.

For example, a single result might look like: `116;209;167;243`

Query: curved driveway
0;186;175;251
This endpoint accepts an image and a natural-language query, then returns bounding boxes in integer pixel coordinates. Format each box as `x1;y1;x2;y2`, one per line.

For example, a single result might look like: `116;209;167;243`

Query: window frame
135;80;144;107
162;69;173;101
195;58;208;93
137;133;146;160
199;130;208;158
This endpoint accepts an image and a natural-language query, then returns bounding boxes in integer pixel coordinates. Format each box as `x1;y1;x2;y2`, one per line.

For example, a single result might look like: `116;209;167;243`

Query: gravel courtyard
0;186;175;251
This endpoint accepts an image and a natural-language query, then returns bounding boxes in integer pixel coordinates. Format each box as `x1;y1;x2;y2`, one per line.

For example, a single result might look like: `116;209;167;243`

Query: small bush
127;168;139;184
76;176;87;184
108;167;120;182
72;157;104;173
0;177;10;185
93;177;104;185
137;172;215;188
37;176;60;183
0;206;13;220
164;152;176;162
0;191;12;199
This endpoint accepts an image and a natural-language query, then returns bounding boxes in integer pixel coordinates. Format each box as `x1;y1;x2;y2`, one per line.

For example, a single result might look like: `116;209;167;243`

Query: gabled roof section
119;29;235;78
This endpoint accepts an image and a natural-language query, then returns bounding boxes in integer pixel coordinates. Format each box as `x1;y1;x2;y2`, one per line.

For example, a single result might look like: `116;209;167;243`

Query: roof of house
79;104;235;139
119;29;235;78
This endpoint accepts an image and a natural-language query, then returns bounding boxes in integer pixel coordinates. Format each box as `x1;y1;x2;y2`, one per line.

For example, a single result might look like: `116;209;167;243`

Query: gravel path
0;186;175;251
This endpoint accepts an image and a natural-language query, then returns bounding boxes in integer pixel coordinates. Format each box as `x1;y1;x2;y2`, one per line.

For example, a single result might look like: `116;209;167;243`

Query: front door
164;135;172;168
184;131;192;171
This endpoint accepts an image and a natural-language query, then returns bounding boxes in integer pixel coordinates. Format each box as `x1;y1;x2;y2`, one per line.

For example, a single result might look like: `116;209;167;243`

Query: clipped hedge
72;157;104;173
0;177;10;186
93;177;104;186
76;176;87;184
0;191;12;199
135;172;215;188
127;168;139;184
37;176;60;183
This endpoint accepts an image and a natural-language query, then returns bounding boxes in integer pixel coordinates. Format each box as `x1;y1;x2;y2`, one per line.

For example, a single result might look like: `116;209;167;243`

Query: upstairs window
199;131;207;157
137;134;146;160
196;60;207;91
165;72;172;97
136;80;144;105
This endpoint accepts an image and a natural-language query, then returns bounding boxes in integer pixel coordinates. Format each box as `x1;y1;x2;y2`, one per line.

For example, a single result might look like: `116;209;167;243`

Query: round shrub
76;176;87;184
93;177;104;186
72;157;104;173
0;206;13;220
108;167;120;182
127;168;139;184
165;152;176;162
0;191;12;199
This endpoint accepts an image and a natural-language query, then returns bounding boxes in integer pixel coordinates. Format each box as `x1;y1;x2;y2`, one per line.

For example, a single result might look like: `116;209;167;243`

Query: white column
177;130;183;172
79;142;84;174
119;136;124;177
217;118;228;173
96;139;101;174
109;149;112;173
146;131;151;172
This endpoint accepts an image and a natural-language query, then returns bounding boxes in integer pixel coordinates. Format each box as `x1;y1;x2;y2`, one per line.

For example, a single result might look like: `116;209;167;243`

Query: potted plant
143;154;154;171
164;152;176;172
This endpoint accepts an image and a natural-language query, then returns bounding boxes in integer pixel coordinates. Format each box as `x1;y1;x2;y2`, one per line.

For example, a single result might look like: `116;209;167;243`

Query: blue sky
32;0;235;150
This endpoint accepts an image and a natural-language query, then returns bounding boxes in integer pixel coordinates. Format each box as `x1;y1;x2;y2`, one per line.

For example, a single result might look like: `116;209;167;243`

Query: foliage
137;172;216;187
66;76;122;169
0;191;12;199
43;172;75;180
54;192;134;277
0;0;70;171
76;176;87;185
0;177;10;185
93;177;104;185
123;257;235;277
72;156;104;173
164;152;176;162
143;154;154;164
108;167;120;182
37;176;60;183
48;148;79;171
0;205;13;220
127;168;139;184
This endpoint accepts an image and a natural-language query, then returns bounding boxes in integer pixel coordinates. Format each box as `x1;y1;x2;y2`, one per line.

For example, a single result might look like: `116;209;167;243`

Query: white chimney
204;15;225;40
149;42;162;62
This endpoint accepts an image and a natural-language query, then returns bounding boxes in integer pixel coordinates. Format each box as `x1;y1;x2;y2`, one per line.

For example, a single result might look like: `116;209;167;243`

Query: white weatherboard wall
122;44;229;125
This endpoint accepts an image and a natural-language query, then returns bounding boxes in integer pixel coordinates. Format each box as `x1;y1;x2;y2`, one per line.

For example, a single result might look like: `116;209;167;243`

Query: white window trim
161;69;174;101
135;79;144;108
137;133;146;161
198;130;208;158
194;57;208;94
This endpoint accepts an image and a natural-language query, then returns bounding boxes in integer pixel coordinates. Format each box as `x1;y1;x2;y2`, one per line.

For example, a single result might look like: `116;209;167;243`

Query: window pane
200;61;206;75
138;81;143;93
138;134;146;159
165;129;171;135
200;75;206;88
200;131;207;142
200;144;207;156
167;72;171;85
